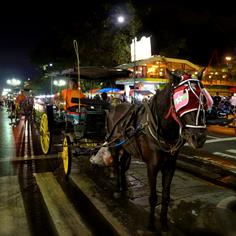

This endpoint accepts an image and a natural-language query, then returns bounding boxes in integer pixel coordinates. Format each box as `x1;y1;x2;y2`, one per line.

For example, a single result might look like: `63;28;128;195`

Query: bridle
146;75;211;155
169;77;210;130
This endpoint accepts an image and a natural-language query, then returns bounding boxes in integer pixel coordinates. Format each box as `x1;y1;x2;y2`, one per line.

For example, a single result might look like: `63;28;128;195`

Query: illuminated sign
130;36;152;62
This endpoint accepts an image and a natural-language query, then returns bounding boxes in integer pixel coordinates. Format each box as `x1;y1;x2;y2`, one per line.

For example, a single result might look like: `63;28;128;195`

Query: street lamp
53;79;66;87
53;79;66;94
6;78;21;86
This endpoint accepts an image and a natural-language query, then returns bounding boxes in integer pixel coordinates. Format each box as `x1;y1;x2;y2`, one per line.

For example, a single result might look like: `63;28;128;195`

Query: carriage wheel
61;136;72;178
40;113;51;154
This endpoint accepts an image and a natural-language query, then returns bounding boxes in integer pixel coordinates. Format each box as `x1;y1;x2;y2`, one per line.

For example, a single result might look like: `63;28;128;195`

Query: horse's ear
165;68;181;85
197;67;206;80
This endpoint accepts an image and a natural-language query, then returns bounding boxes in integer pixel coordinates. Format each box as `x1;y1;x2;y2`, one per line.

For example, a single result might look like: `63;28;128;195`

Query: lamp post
6;78;21;87
6;78;21;95
53;79;66;94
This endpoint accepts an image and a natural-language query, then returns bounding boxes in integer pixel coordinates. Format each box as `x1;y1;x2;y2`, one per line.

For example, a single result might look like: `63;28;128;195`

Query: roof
117;55;201;71
60;66;131;81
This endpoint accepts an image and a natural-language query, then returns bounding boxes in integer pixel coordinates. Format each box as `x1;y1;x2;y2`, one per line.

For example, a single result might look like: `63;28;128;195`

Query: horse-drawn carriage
8;92;35;125
38;66;130;176
37;63;213;232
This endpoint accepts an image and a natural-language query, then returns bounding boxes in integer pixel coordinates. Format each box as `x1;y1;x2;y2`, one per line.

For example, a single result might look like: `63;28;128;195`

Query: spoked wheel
40;113;51;154
61;136;72;179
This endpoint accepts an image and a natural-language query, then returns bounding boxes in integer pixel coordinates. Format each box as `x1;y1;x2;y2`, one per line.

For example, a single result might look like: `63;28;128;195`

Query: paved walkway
73;152;236;236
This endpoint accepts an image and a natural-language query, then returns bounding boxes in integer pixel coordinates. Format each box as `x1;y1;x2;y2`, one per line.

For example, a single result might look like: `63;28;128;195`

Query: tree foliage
30;1;142;70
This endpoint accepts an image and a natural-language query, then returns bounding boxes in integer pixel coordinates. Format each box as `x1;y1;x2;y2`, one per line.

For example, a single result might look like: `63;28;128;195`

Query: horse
105;68;211;232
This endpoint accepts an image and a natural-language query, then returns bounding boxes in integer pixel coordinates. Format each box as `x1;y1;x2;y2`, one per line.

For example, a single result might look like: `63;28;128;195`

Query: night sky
0;1;235;89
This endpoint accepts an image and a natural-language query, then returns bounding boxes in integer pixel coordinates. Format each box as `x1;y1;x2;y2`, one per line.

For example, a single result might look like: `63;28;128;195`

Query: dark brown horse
106;68;210;232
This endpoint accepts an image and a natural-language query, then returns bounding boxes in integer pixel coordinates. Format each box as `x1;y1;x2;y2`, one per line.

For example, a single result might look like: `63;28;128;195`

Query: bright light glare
6;78;21;86
117;15;125;24
53;79;66;86
225;56;232;61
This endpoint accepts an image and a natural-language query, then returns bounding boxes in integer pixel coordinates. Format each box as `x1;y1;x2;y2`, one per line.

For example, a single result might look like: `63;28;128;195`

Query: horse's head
167;68;212;148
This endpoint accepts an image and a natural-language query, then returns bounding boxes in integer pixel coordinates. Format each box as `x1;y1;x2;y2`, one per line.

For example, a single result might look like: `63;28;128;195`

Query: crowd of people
207;92;236;120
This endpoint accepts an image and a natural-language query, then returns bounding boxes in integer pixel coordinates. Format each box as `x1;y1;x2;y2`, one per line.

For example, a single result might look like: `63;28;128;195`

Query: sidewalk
72;153;236;236
69;125;236;235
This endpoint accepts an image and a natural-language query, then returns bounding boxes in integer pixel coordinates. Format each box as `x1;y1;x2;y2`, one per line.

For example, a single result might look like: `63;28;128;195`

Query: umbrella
88;88;100;94
98;88;121;93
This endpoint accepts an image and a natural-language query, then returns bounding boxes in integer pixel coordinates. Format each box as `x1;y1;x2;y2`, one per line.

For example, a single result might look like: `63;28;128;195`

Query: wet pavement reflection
0;108;58;235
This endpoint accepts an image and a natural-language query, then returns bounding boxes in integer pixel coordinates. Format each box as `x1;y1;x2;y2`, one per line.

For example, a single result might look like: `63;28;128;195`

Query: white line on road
207;135;218;139
205;137;236;144
213;152;236;160
227;149;236;154
0;154;58;162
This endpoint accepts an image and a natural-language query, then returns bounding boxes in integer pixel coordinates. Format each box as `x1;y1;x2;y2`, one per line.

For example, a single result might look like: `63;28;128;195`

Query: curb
70;173;132;236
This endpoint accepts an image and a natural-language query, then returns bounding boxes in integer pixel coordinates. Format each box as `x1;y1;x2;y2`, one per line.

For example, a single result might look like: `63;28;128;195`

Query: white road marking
227;149;236;154
206;135;218;139
185;135;223;146
205;137;236;144
35;172;92;236
0;154;58;162
213;152;236;160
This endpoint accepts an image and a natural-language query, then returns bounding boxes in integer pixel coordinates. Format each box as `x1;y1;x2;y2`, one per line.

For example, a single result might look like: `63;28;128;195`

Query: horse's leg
114;148;130;198
160;157;176;231
120;150;131;193
147;163;158;231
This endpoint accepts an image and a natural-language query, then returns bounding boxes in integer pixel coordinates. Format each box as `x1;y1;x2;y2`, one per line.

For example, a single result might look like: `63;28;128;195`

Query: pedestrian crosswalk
0;172;92;236
205;137;236;144
213;150;236;160
204;134;236;160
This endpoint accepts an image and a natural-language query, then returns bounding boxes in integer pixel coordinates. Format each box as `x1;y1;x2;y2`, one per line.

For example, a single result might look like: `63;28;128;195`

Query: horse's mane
149;81;179;141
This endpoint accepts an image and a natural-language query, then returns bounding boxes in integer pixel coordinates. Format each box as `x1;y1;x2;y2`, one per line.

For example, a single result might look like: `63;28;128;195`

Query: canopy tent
88;88;100;94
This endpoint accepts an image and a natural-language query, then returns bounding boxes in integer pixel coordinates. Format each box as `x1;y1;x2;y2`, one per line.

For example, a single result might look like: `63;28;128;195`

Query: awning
61;66;131;81
98;88;121;93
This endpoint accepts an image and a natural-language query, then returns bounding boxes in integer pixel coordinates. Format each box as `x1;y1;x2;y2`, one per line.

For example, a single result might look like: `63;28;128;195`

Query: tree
30;1;142;70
